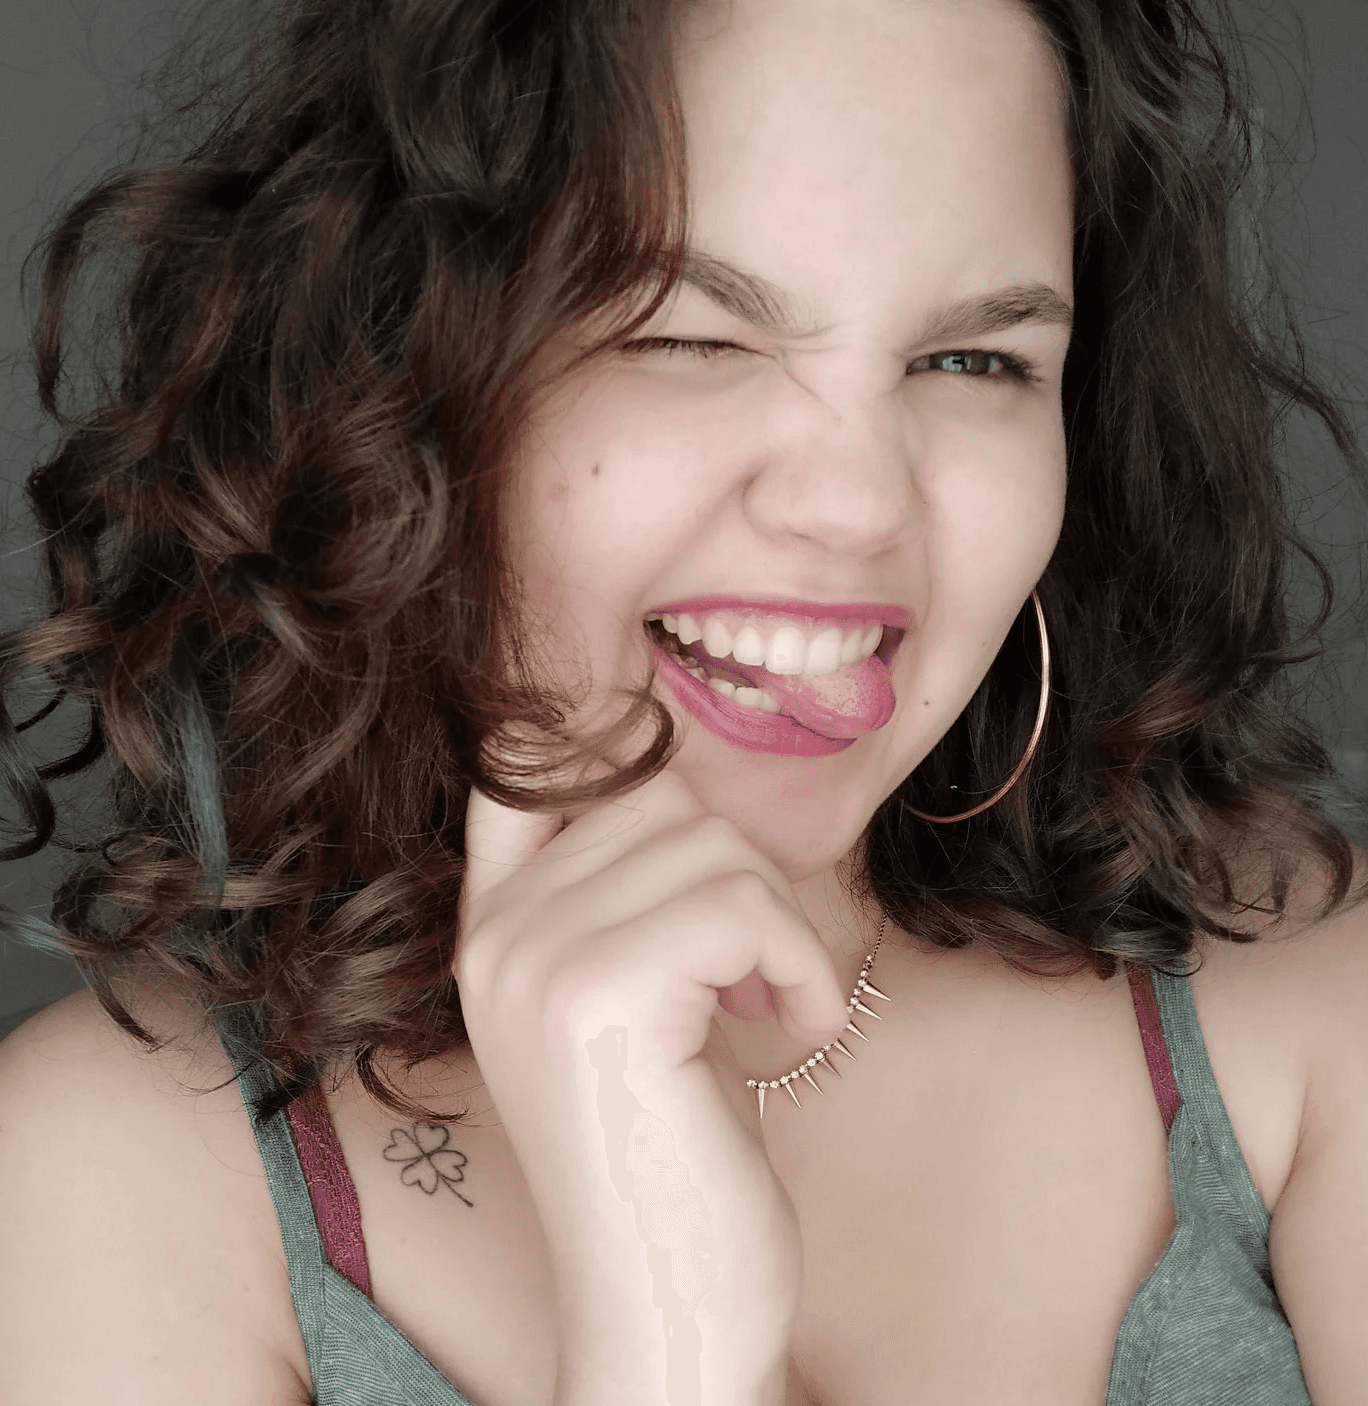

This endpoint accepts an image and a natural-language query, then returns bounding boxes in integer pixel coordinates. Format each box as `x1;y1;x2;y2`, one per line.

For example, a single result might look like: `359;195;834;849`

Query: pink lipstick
647;597;909;757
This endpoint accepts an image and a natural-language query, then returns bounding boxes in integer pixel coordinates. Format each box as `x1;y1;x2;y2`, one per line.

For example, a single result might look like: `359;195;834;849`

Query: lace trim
1126;965;1182;1132
286;1081;374;1299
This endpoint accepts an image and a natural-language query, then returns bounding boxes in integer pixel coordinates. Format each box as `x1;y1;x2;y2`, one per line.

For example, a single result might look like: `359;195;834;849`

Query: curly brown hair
2;0;1364;1126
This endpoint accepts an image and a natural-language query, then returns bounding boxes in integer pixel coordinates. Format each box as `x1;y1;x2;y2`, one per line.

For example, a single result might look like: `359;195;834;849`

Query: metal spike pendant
743;915;892;1113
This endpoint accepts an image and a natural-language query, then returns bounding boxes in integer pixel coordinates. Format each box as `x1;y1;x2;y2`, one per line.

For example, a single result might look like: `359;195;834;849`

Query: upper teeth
649;612;884;676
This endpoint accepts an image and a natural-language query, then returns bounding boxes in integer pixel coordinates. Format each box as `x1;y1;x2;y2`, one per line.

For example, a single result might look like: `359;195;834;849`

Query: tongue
730;653;896;740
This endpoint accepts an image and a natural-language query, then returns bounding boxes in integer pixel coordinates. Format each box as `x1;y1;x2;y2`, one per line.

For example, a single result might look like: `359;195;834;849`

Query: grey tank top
210;963;1311;1405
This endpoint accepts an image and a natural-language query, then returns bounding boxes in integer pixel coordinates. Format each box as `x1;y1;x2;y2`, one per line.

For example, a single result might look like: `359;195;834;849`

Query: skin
503;0;1076;1052
374;3;1075;1395
502;0;1075;1076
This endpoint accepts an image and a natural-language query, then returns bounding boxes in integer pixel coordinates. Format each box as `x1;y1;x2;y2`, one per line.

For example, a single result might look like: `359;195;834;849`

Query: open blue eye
911;349;1041;383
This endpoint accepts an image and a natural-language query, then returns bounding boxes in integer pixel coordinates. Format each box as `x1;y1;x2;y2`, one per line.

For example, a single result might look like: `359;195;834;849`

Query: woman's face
506;0;1074;882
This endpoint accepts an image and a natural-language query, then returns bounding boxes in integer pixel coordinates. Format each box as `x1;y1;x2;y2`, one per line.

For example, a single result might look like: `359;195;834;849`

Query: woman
0;0;1363;1402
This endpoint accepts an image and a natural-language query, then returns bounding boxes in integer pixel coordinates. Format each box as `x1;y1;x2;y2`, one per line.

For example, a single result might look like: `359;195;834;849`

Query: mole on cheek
591;462;602;478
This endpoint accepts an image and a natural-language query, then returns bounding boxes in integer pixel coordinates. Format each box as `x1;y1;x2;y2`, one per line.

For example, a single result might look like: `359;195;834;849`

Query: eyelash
621;337;1043;385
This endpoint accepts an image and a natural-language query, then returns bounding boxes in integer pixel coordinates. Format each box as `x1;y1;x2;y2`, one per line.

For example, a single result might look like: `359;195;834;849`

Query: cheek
521;398;735;581
503;455;572;605
921;417;1067;572
506;417;706;634
887;427;1064;764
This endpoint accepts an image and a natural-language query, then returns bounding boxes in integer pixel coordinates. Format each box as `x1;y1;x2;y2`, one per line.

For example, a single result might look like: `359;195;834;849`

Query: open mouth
644;606;907;742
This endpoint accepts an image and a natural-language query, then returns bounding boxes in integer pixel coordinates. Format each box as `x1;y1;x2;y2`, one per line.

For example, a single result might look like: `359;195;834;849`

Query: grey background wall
2;0;1366;1038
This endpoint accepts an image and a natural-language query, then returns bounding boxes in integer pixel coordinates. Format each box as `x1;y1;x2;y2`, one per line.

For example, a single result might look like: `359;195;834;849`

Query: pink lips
648;596;913;633
648;596;910;757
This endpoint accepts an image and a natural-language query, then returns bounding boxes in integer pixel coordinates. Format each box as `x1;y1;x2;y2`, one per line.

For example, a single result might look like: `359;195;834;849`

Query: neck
791;840;885;966
712;839;888;1076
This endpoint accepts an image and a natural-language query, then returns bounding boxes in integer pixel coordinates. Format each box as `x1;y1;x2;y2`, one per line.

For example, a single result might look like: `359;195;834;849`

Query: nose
742;378;928;558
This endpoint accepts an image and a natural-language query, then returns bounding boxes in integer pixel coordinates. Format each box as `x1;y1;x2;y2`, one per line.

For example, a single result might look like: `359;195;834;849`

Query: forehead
676;0;1067;153
672;0;1073;321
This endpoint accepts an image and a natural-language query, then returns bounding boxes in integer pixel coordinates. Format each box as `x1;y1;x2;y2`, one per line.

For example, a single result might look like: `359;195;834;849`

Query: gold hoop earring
905;588;1051;825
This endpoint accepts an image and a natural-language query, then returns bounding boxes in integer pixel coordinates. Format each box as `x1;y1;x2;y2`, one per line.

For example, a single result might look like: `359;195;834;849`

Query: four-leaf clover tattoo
382;1124;475;1208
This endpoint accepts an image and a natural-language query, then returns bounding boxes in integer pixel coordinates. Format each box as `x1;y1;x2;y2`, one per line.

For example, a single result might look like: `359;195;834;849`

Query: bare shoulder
1233;849;1368;1405
0;984;312;1405
1190;840;1368;1037
1254;842;1368;1128
1176;843;1368;1221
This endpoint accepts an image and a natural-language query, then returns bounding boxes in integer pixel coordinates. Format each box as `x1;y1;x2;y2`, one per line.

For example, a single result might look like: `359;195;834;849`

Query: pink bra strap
286;1081;374;1299
1126;964;1182;1132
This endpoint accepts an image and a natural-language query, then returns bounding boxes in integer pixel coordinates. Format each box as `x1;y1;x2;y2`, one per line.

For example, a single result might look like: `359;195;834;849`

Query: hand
456;769;849;1405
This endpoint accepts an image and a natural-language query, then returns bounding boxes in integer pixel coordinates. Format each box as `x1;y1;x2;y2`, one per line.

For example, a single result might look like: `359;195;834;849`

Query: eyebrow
679;249;1074;347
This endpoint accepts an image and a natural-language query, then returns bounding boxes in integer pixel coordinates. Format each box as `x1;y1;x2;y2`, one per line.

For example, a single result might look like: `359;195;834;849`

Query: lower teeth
706;676;781;713
675;657;781;713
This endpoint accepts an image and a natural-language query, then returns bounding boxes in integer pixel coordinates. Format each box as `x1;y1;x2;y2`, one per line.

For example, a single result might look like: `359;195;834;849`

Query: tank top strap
1126;960;1271;1240
1108;963;1308;1404
208;1004;345;1388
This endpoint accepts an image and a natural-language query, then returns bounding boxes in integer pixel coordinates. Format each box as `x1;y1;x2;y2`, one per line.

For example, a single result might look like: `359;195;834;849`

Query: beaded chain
745;914;891;1118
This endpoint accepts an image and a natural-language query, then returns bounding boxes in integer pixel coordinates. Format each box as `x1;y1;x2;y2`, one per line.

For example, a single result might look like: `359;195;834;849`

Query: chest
251;948;1306;1406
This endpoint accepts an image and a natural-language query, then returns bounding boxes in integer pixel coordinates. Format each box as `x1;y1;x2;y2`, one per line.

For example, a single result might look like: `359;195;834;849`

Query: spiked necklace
746;914;891;1118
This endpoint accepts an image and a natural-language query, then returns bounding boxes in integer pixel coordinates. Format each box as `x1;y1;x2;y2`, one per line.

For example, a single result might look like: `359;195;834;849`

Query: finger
717;969;777;1021
535;767;703;868
483;768;705;901
683;875;846;1044
461;770;704;922
462;785;566;916
589;876;848;1059
550;828;842;1045
542;809;807;957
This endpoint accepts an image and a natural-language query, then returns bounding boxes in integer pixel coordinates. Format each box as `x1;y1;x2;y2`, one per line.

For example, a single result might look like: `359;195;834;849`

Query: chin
663;738;889;881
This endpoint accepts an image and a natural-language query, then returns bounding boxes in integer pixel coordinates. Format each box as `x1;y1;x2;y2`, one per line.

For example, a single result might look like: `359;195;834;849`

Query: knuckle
650;769;705;816
716;866;776;909
453;916;506;993
465;936;552;1031
456;900;546;996
689;812;746;850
